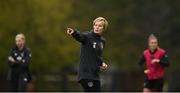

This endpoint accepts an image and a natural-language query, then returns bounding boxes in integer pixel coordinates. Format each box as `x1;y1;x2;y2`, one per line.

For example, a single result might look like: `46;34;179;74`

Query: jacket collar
91;30;102;38
15;46;26;52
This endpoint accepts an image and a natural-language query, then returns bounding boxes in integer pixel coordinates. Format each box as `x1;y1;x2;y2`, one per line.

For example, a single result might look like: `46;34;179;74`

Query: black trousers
10;77;28;92
79;79;101;92
144;78;164;92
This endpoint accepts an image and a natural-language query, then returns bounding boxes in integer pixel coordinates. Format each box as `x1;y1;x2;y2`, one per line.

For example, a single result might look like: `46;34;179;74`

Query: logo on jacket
93;42;97;48
88;82;94;87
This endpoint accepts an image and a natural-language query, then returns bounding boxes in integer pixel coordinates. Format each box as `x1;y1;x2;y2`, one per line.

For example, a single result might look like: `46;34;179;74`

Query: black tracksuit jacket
7;46;32;82
72;30;105;81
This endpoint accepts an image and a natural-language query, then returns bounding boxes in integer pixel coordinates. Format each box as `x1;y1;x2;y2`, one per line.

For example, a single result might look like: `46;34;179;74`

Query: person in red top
139;34;169;92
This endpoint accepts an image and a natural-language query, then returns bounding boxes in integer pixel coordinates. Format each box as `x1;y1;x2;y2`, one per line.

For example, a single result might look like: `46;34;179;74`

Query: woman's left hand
100;62;108;72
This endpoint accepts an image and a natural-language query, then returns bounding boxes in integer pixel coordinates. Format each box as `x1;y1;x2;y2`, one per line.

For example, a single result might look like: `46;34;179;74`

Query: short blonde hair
93;17;108;31
15;33;26;42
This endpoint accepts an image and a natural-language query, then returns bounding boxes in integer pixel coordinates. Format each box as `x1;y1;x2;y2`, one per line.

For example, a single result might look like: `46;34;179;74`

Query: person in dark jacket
139;34;169;92
66;17;108;92
7;33;32;92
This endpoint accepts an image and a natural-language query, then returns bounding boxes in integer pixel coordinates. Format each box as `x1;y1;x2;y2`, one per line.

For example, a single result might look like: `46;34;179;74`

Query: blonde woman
7;33;32;92
66;17;108;92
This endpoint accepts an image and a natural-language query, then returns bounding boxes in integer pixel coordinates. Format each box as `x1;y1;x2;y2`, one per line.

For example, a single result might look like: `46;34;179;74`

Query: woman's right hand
67;28;75;35
144;69;149;74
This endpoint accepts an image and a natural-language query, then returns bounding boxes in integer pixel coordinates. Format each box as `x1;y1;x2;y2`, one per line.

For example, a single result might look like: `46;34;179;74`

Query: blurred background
0;0;180;92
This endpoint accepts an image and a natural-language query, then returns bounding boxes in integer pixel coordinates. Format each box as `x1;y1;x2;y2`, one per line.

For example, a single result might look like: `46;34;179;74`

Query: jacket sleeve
71;31;87;43
99;57;104;66
7;49;18;67
159;52;169;67
19;48;32;68
100;39;106;66
138;54;146;70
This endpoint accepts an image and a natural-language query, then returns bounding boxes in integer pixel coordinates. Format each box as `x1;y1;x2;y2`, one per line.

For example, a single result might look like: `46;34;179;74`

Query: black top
7;46;32;82
72;30;105;81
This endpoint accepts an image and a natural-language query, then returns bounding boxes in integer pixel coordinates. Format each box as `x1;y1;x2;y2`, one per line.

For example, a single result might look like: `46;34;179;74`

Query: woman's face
93;21;104;35
15;37;25;49
148;39;158;50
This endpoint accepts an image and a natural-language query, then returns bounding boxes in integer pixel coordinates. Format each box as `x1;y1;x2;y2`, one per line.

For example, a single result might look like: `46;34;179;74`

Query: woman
7;33;32;92
139;34;170;92
66;17;108;92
